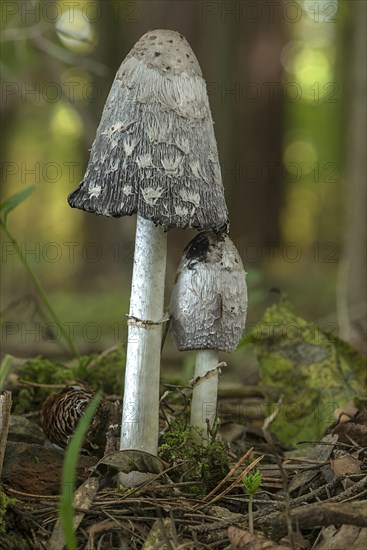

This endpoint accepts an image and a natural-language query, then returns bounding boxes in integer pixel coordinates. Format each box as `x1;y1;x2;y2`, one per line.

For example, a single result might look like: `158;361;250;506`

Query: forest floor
1;369;367;550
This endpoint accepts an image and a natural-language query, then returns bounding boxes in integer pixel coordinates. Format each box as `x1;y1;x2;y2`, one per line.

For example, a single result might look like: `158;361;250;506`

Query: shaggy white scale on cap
68;29;228;231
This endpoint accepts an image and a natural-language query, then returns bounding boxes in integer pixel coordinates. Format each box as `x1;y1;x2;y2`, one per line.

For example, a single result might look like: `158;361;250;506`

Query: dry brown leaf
330;454;362;476
228;526;290;550
87;519;121;535
330;421;367;447
142;518;175;550
333;402;358;422
210;505;243;522
49;477;99;550
289;434;338;493
220;422;246;442
314;524;367;550
98;449;167;474
118;470;158;487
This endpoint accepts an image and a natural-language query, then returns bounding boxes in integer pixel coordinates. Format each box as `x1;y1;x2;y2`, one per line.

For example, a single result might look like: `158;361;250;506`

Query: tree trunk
337;1;367;352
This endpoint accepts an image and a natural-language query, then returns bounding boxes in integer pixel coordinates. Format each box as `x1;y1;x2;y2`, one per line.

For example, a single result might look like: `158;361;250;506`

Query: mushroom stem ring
126;315;169;327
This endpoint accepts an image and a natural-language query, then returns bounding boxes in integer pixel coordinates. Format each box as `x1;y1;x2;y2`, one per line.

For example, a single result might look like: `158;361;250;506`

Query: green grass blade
0;186;35;223
0;220;79;357
59;392;101;550
0;355;13;390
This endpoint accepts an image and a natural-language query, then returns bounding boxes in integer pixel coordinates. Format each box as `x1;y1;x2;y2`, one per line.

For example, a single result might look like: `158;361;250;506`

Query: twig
18;379;67;389
259;501;367;537
205;455;264;507
262;396;296;550
0;21;45;42
5;488;58;500
86;346;119;370
327;475;367;503
198;447;254;505
34;35;108;76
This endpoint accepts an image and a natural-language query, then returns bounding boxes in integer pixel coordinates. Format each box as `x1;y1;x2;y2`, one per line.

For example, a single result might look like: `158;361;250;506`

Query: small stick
18;379;66;389
198;447;255;505
205;454;264;507
262;396;296;550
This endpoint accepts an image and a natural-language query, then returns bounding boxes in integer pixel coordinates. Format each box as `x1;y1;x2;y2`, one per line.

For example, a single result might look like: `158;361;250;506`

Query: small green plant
59;392;101;550
242;468;262;534
0;186;78;357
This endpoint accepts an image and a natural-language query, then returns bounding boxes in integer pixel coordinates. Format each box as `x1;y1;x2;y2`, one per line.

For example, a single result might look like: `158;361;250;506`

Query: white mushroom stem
190;350;219;439
120;215;167;454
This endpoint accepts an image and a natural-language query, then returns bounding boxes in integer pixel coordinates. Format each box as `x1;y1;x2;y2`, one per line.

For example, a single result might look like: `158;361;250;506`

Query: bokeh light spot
283;140;318;177
56;10;96;53
293;47;333;100
50;103;83;139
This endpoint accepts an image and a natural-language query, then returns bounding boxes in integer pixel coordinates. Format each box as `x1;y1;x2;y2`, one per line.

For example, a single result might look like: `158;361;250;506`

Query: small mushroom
170;231;247;438
68;30;228;454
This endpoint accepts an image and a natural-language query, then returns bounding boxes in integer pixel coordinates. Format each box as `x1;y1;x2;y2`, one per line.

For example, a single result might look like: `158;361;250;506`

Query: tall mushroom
68;30;228;454
170;231;247;439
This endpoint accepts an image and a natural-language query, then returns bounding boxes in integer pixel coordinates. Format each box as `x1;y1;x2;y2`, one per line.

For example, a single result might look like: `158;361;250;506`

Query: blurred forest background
1;0;366;376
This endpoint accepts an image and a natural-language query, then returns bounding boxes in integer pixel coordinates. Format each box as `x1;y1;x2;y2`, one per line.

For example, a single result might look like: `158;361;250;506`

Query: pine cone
41;385;112;453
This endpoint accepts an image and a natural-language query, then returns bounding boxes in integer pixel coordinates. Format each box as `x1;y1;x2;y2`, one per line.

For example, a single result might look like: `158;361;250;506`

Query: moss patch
0;489;17;535
158;416;229;496
241;300;366;444
11;347;125;414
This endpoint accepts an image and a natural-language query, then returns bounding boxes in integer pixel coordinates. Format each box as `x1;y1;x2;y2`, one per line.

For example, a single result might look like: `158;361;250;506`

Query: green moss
0;489;17;535
73;347;125;395
0;492;31;549
13;357;72;414
241;300;367;444
12;347;126;413
158;416;229;496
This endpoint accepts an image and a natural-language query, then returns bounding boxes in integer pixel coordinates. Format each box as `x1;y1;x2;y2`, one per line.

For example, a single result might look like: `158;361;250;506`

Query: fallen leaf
228;526;290;549
313;524;367;550
98;449;167;474
331;454;362;476
143;518;175;550
49;477;99;550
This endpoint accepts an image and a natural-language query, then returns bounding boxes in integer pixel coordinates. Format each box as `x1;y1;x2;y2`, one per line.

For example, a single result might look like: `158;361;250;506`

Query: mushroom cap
68;29;228;232
170;231;247;351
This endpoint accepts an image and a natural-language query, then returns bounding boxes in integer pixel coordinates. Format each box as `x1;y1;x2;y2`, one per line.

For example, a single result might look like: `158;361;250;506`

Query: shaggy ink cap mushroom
68;29;228;232
170;231;247;437
67;30;229;455
170;231;248;351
